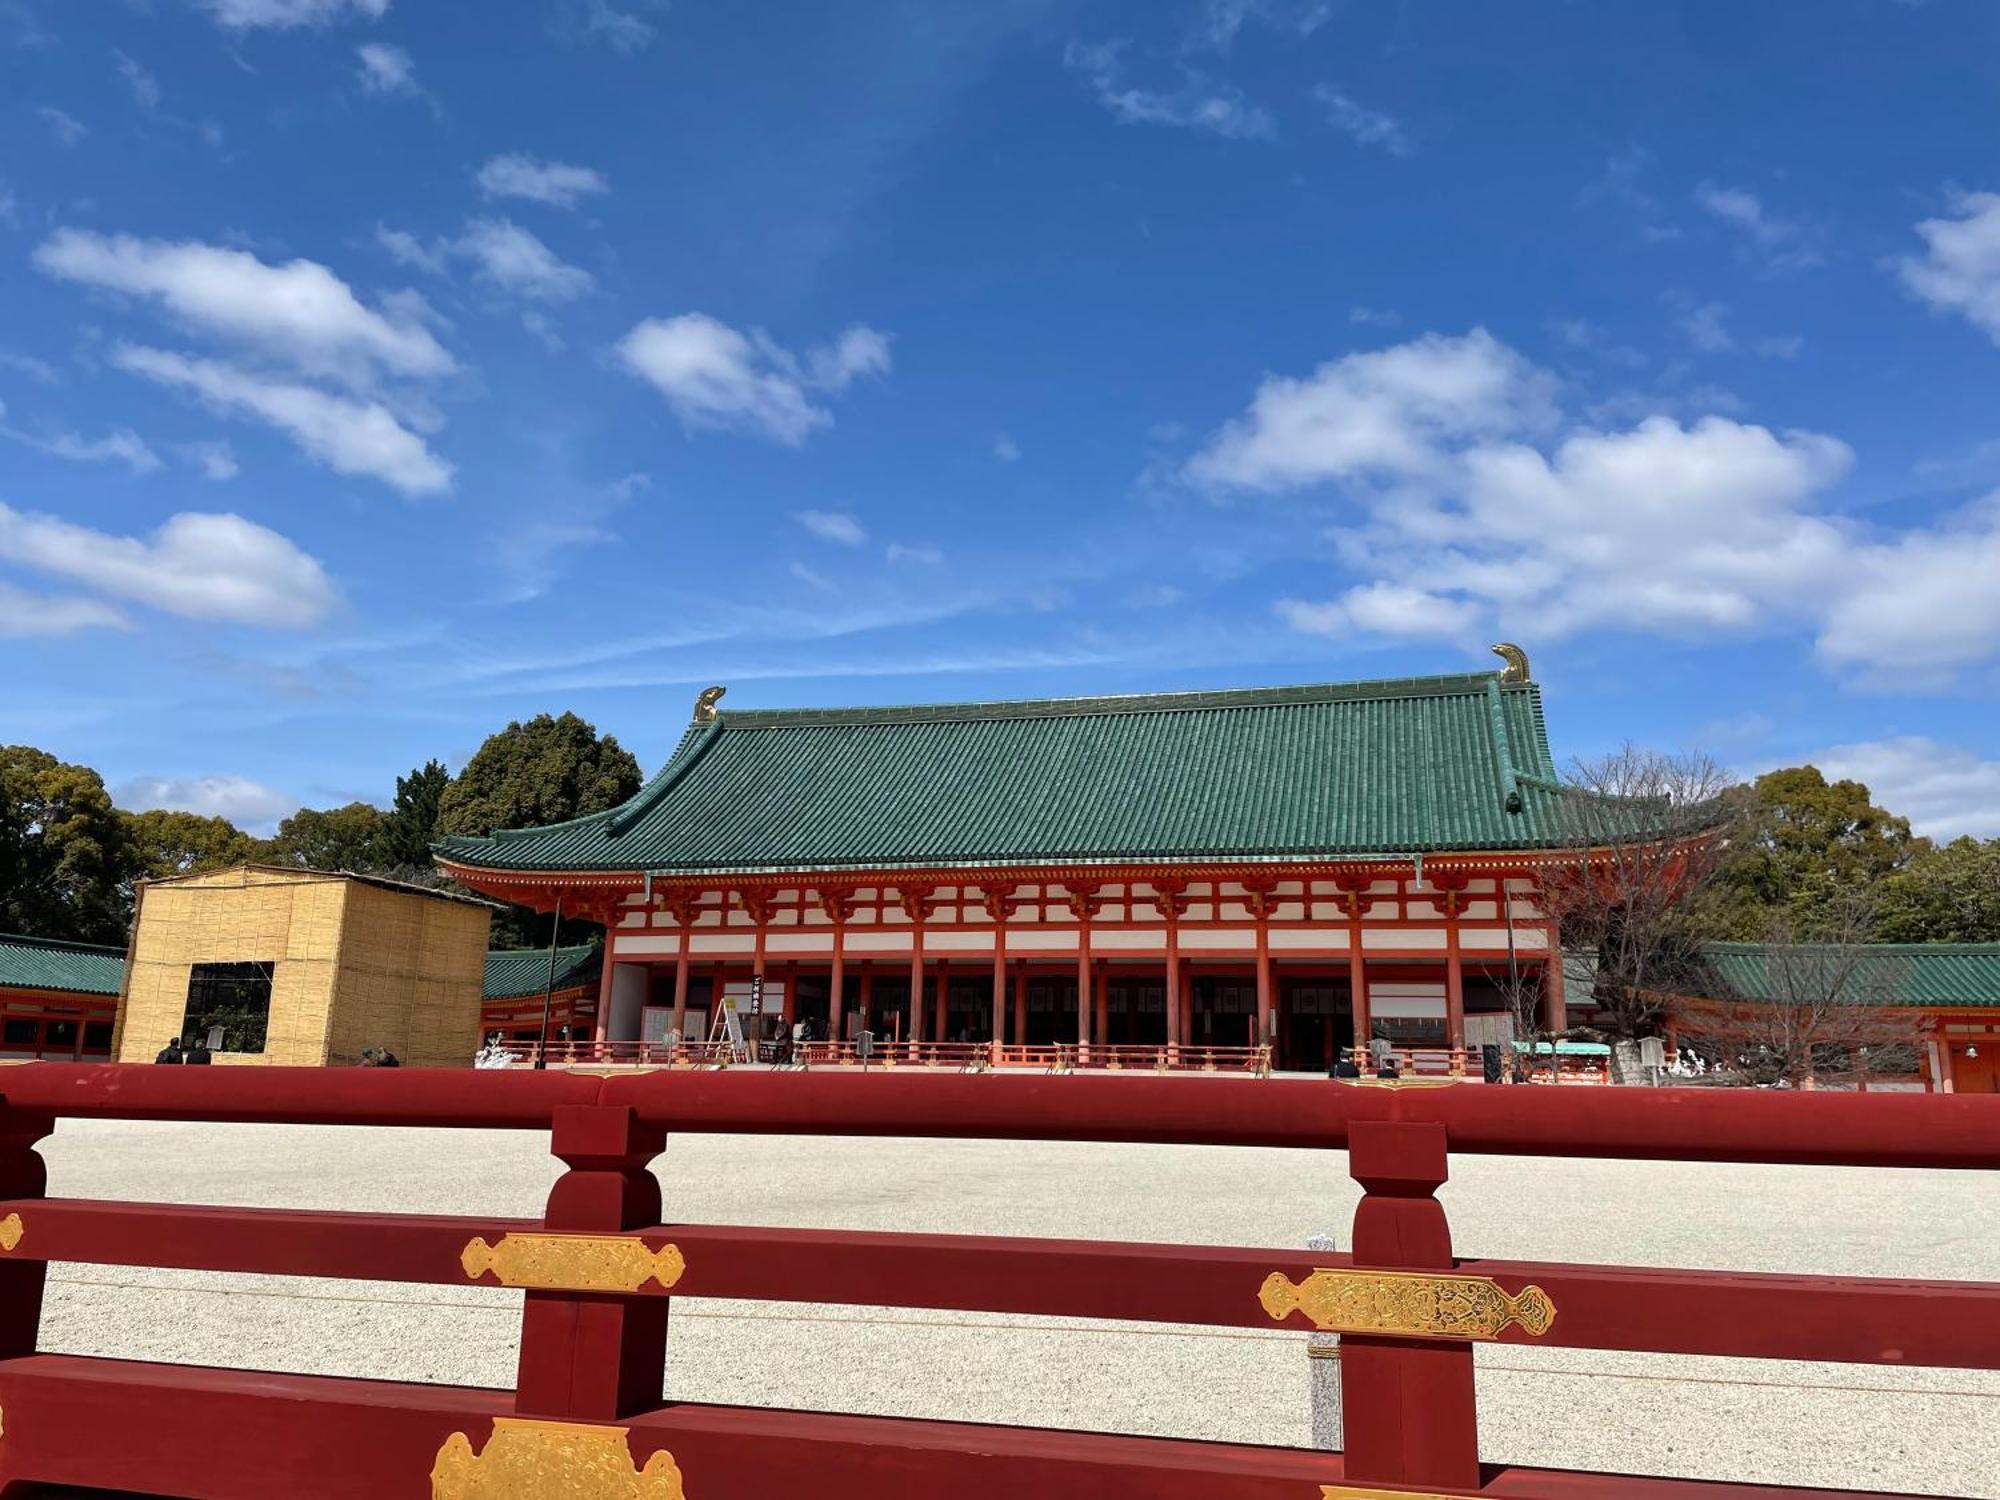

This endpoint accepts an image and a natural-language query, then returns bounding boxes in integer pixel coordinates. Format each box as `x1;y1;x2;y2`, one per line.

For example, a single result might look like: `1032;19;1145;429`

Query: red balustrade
0;1064;1992;1498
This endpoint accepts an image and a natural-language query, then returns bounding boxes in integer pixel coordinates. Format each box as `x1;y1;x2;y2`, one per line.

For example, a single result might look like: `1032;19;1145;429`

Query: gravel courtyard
32;1113;2000;1498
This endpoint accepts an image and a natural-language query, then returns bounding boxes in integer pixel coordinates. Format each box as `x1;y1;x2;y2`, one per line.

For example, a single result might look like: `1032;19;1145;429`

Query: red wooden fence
0;1065;1993;1498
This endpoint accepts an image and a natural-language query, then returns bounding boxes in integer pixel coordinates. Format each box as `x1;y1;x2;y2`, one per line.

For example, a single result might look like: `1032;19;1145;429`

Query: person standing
182;1036;213;1065
154;1038;184;1065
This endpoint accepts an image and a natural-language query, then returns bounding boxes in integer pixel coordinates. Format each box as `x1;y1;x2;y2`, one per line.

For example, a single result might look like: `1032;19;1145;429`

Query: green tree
120;808;268;881
378;759;452;872
0;745;133;943
1703;766;1921;939
1874;837;2000;943
437;712;641;838
438;713;641;947
268;802;390;872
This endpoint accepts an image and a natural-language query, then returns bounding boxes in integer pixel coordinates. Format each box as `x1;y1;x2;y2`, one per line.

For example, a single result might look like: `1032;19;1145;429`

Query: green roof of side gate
482;945;602;1000
435;670;1594;876
1703;942;2000;1009
0;934;127;997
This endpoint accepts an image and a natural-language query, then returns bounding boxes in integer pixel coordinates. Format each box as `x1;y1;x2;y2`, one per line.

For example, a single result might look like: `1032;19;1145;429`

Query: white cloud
374;224;446;274
1194;0;1331;52
795;510;865;545
375;219;593;302
355;42;419;95
1185;328;1558;491
886;542;943;565
34;229;455;383
1063;40;1275;141
1818;496;2000;678
993;433;1021;462
617;312;891;444
194;0;390;28
1313;85;1413;156
452;218;593;302
548;0;662;52
0;353;62;384
36;105;86;145
1693;181;1821;271
115;773;294;830
1678;299;1734;353
476;154;608;208
1277;584;1481;640
0;501;339;628
1897;191;2000;346
0;582;130;637
180;440;239;480
1348;306;1399;328
1184;328;2000;671
114;344;452;496
1805;738;2000;840
113;50;162;109
788;560;834;591
2;424;162;474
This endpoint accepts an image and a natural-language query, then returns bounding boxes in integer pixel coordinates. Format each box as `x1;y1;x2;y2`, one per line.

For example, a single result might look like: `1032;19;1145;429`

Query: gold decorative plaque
431;1419;684;1499
460;1234;685;1294
1259;1267;1555;1341
0;1213;22;1253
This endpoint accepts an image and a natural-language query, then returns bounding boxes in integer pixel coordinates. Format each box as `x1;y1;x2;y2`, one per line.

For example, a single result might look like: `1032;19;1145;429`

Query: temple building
435;654;1594;1071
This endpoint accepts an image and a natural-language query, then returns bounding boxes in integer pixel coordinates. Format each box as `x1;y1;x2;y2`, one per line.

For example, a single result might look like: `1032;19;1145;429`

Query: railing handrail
4;1063;1997;1167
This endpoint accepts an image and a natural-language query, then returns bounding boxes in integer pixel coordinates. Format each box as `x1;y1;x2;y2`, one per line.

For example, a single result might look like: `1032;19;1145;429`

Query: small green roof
0;933;127;997
436;669;1608;877
483;944;601;1000
1703;942;2000;1009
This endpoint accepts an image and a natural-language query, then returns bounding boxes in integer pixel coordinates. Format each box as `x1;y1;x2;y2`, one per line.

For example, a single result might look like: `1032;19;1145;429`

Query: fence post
1337;1119;1479;1491
0;1104;51;1359
514;1103;669;1421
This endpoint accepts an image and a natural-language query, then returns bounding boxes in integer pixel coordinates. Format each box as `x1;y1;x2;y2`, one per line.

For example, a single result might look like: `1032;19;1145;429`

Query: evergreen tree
436;712;641;837
1874;837;2000;943
379;759;452;872
0;745;133;943
267;802;391;872
120;808;268;881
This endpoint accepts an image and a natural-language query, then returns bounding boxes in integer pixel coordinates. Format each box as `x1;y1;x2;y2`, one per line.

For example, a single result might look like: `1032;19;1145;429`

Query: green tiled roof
483;944;601;1000
0;933;127;997
436;669;1634;876
1703;942;2000;1009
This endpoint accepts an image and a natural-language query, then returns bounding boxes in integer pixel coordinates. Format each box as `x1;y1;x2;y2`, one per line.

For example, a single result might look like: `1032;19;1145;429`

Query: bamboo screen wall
116;867;491;1068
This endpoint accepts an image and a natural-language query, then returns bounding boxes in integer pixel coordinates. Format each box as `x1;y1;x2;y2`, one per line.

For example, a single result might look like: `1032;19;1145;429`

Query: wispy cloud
1063;40;1275;141
1313;85;1414;156
1694;181;1823;272
795;510;866;545
476;154;608;208
35;105;86;146
617;313;890;444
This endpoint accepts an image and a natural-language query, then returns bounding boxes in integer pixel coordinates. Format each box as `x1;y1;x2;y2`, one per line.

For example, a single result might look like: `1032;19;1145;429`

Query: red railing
0;1065;1993;1497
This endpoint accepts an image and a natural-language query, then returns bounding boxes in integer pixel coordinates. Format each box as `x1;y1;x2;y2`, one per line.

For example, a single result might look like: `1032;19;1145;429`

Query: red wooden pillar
515;1105;668;1421
1248;880;1277;1054
670;948;689;1043
859;965;875;1040
1012;962;1028;1045
1159;883;1187;1059
0;1104;50;1360
1094;963;1110;1050
983;887;1015;1063
1444;891;1467;1062
1345;888;1371;1049
828;933;847;1048
1541;913;1565;1034
934;962;950;1044
1067;884;1101;1061
899;887;933;1056
1339;1120;1479;1489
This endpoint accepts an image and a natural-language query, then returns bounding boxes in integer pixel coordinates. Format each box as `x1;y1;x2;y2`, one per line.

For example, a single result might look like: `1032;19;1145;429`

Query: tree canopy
436;712;642;839
120;808;267;882
378;759;452;872
267;802;391;873
0;745;131;944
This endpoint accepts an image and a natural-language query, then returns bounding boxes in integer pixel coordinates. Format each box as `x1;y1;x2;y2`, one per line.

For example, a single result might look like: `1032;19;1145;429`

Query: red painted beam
3;1065;1998;1167
10;1200;1998;1370
0;1354;1945;1500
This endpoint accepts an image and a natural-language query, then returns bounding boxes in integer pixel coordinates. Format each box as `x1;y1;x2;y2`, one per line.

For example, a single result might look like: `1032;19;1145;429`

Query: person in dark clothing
1332;1050;1362;1080
182;1037;213;1065
362;1047;401;1068
154;1039;184;1064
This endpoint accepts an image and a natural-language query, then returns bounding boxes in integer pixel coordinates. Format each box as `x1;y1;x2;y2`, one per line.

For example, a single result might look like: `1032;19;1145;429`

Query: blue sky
5;0;2000;839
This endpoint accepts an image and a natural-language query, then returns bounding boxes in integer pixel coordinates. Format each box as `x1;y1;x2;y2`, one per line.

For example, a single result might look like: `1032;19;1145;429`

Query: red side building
435;657;1617;1071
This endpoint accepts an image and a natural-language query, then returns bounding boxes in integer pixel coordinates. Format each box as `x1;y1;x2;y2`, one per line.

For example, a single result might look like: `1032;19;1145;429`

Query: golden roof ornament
692;685;726;724
1491;642;1530;684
